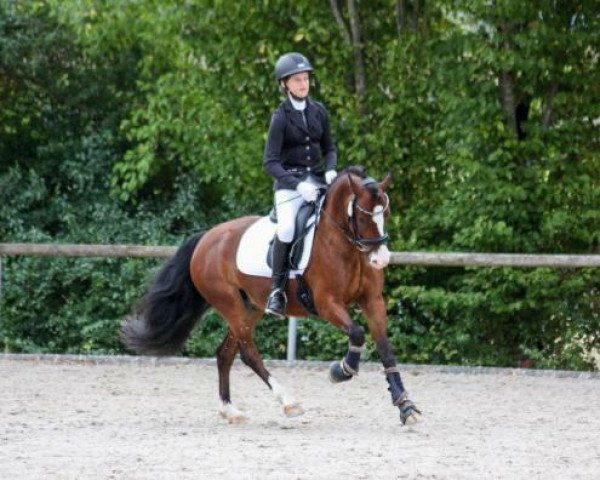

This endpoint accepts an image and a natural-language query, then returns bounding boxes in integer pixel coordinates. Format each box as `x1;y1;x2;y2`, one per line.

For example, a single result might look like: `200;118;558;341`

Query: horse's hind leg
216;329;248;424
214;299;303;421
236;324;304;418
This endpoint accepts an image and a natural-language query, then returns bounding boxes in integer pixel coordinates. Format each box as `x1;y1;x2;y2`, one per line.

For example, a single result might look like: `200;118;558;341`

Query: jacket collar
283;97;317;135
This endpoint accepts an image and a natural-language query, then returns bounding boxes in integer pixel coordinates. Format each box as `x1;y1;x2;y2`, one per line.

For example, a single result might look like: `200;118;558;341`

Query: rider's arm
263;109;299;189
319;108;337;172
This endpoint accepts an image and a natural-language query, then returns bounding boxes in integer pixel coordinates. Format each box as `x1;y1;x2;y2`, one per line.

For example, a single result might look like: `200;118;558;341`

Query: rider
263;52;338;319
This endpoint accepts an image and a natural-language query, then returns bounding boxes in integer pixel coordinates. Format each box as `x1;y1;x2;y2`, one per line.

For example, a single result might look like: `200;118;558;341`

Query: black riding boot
265;236;291;320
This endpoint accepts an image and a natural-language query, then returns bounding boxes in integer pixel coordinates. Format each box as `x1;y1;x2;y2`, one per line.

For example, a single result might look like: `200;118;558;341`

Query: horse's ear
347;173;359;195
345;176;359;217
379;171;393;191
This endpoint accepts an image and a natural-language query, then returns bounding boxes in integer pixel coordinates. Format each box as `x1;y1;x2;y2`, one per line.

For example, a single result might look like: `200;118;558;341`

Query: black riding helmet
274;52;313;92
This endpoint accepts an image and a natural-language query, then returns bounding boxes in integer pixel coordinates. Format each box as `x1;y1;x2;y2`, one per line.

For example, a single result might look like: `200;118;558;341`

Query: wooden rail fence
1;243;599;362
1;243;600;267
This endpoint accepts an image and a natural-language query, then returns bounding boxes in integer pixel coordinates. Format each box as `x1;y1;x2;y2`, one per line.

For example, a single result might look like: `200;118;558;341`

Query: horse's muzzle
368;245;391;269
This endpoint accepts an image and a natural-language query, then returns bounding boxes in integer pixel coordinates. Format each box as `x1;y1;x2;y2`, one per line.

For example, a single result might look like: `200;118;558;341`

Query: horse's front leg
318;303;366;383
360;294;421;425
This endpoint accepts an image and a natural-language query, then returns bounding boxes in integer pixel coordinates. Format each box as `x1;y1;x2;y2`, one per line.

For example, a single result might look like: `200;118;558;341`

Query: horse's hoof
220;403;249;424
227;415;250;425
402;410;420;425
219;410;249;425
399;401;422;426
283;403;305;418
329;361;353;383
228;414;249;425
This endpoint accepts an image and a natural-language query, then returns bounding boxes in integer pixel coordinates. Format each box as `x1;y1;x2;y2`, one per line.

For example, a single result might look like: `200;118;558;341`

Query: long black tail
120;232;210;355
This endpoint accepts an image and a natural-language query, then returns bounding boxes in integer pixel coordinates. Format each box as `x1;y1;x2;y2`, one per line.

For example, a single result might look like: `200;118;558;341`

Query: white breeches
274;176;323;243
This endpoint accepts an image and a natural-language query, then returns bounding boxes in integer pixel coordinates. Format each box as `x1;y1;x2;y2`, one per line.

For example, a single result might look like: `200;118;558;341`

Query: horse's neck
315;184;356;255
323;182;350;223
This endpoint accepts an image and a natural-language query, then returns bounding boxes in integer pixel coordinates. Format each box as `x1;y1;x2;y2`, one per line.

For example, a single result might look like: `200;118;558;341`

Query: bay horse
120;166;421;425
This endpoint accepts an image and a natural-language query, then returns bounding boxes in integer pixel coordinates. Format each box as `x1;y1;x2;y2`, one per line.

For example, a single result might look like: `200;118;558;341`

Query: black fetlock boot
385;367;421;425
265;236;291;320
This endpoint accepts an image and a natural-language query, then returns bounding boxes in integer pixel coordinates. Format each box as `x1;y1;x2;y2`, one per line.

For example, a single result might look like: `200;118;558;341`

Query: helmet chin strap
288;92;307;102
283;86;308;102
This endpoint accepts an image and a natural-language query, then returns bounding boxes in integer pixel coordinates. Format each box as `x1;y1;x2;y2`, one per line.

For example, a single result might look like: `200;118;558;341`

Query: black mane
339;165;367;179
335;165;378;198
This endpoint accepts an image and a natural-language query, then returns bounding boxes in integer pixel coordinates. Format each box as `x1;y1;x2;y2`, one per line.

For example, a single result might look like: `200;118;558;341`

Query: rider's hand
325;170;338;185
296;181;319;202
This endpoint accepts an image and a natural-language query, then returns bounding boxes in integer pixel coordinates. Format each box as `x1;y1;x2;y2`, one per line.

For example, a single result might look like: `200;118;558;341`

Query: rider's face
285;72;310;99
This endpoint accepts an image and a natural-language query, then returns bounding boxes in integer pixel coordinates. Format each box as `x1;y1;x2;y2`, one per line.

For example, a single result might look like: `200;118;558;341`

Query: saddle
234;197;322;278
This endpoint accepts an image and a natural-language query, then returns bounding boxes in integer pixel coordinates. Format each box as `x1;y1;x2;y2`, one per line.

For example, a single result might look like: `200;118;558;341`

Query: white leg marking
269;376;294;405
269;376;304;417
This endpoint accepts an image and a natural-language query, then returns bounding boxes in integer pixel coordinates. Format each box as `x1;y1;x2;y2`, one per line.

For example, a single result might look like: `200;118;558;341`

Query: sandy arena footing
1;355;599;479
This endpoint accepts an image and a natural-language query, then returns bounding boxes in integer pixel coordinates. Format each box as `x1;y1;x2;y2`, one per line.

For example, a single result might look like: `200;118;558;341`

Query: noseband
322;177;390;253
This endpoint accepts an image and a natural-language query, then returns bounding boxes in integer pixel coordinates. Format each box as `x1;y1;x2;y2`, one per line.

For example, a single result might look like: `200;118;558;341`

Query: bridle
348;191;390;253
320;177;390;253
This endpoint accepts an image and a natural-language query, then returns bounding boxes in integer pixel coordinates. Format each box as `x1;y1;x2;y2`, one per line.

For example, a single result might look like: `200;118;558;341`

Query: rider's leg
265;189;303;319
265;235;291;318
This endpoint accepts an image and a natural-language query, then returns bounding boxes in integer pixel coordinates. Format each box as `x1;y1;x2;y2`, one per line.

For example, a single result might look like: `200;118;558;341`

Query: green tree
1;0;598;369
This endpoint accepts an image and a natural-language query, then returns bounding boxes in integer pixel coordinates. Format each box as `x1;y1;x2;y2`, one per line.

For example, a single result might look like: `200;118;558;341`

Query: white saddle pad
236;215;318;278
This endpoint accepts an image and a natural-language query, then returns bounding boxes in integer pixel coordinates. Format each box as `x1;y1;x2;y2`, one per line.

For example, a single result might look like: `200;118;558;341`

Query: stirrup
265;289;287;319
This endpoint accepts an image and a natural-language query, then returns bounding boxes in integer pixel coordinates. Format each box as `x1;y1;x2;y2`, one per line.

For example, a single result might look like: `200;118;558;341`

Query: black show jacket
263;97;337;190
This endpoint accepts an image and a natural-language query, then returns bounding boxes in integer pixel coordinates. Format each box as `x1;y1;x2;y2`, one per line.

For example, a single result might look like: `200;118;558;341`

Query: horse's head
325;166;393;270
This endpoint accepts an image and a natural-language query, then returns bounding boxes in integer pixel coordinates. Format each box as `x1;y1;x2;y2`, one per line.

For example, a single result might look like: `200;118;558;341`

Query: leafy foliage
1;0;598;370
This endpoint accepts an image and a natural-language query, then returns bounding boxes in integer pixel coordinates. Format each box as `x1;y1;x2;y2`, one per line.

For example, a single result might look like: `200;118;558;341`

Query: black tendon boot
265;236;291;319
